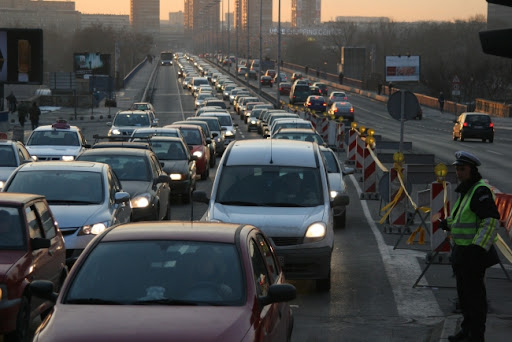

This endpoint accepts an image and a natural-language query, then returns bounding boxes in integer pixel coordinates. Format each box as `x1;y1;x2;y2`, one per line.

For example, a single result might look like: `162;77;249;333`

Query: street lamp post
89;61;93;116
258;0;262;96
276;0;281;107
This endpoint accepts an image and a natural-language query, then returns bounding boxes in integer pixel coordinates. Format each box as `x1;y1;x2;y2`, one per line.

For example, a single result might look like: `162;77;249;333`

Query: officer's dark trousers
453;262;487;341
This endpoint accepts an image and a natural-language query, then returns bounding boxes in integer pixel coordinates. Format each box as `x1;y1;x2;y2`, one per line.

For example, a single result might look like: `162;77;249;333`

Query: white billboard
385;55;420;82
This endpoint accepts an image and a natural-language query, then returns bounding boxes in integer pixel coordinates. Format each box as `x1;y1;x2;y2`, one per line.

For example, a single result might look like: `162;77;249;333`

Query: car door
249;234;289;342
108;169;131;224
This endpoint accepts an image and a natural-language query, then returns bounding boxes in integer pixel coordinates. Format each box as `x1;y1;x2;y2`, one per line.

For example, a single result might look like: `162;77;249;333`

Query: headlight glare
131;194;151;208
79;222;108;235
330;190;339;199
62;156;74;161
170;173;184;181
304;222;326;243
193;151;203;158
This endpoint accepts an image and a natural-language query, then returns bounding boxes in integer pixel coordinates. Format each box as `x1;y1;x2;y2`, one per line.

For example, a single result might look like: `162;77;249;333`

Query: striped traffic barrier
346;128;357;162
386;164;407;227
336;121;345;150
355;134;365;170
320;115;329;142
362;143;377;197
430;181;451;252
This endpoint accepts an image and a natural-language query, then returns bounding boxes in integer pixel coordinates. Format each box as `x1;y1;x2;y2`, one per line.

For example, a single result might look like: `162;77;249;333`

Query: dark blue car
304;95;327;112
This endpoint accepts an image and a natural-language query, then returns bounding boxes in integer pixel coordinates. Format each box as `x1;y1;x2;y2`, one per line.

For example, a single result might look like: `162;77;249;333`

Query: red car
0;193;67;341
29;222;296;342
166;124;211;180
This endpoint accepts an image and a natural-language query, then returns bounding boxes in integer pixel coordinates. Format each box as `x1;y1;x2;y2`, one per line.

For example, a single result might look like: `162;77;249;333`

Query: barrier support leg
413;239;455;289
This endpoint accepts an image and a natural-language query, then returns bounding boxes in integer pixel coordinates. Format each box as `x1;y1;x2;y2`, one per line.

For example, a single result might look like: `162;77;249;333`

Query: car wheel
6;295;30;342
316;271;331;292
490;136;494;143
163;200;171;220
201;164;210;180
334;211;346;229
482;138;486;142
154;204;161;221
460;134;465;142
182;188;192;204
209;154;216;168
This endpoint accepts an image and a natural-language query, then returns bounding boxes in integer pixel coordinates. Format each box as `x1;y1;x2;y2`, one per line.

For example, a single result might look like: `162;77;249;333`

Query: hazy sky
65;0;487;22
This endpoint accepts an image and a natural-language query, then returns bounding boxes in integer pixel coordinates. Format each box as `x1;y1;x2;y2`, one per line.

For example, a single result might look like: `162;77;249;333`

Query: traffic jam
1;51;511;342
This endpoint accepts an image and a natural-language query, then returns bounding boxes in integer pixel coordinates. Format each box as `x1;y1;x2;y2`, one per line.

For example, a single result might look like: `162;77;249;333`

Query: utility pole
258;0;262;95
276;0;281;108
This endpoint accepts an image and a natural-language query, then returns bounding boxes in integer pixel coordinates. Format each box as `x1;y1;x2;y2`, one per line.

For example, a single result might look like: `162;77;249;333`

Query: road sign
387;90;420;121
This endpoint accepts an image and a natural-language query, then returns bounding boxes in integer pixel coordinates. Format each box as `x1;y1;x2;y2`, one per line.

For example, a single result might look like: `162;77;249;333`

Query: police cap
453;151;481;167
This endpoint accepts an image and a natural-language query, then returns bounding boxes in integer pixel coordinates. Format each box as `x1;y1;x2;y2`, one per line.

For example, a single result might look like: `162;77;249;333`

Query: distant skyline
61;0;487;22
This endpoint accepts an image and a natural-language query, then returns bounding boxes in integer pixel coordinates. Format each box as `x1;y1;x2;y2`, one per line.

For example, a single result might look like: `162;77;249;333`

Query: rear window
292;85;310;95
465;115;490;124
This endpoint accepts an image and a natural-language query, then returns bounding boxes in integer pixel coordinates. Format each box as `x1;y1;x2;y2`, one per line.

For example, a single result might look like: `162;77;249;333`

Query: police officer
443;151;500;342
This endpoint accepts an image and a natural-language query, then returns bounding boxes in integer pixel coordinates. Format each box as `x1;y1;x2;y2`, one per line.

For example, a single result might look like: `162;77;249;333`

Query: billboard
0;28;43;84
73;53;111;79
385;56;420;82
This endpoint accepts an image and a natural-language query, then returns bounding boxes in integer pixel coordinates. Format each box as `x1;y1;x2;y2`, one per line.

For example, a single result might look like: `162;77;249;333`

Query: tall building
292;0;321;28
183;0;220;52
130;0;160;34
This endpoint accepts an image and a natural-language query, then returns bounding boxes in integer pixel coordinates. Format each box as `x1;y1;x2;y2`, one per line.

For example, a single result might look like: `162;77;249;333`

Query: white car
199;112;237;146
25;120;90;161
0;139;34;190
193;139;348;292
108;110;158;137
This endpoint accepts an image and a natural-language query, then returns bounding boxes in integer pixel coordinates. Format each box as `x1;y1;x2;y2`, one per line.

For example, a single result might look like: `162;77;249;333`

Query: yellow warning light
330;114;335;120
367;128;375;136
351;122;357;130
338;116;344;122
434;163;448;179
393;151;405;163
359;125;366;134
366;136;375;146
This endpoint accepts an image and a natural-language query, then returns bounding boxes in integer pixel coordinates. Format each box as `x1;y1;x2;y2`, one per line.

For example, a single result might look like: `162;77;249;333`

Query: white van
193;139;349;291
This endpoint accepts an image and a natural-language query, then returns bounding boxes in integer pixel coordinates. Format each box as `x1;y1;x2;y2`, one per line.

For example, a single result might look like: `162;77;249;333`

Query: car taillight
323;103;327;106
350;108;354;113
463;122;468;127
490;122;494;128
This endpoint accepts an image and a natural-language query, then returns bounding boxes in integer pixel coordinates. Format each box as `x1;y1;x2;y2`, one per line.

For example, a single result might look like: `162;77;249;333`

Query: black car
245;70;258;80
312;82;328;96
260;75;273;87
453;112;494;142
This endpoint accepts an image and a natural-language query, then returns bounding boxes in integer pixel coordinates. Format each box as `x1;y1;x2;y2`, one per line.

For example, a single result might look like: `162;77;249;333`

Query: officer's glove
438;219;449;231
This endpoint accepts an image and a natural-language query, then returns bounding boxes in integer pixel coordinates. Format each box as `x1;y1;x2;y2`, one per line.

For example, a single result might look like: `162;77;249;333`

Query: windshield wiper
132;298;223;306
218;201;262;206
65;298;124;305
48;200;97;205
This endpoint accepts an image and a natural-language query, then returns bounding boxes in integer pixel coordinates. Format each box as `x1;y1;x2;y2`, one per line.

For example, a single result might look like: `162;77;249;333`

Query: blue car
304;95;327;112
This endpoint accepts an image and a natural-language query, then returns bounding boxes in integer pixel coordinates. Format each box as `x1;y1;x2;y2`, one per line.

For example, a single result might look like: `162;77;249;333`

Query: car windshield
6;170;104;204
77;155;150;182
180;129;202;145
207;115;231;126
152;141;187;161
65;241;244;306
132;130;179;138
131;104;150;110
216;165;323;207
27;131;79;146
0;146;16;167
114;114;150;127
0;206;25;249
273;132;325;144
322;151;340;173
466;115;490;124
196;119;221;132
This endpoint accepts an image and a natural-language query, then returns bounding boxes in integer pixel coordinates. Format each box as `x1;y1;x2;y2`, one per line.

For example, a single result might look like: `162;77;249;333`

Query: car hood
0;250;26;281
120;180;153;197
26;145;81;156
210;204;325;236
36;305;251;341
327;173;346;193
160;160;189;174
50;204;106;229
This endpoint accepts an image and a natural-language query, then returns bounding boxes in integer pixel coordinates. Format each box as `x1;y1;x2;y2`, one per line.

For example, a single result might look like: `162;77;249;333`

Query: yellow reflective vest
447;180;498;251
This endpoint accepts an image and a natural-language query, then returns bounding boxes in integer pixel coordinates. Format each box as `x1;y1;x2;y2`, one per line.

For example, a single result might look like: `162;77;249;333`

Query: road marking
486;150;503;155
348;174;443;319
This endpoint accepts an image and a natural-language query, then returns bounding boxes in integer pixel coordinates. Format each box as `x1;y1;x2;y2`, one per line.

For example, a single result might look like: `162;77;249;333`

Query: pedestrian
305;65;309;75
29;102;41;130
17;108;26;127
6;91;17;113
440;151;500;342
377;81;383;95
338;71;344;85
438;91;445;113
316;67;320;77
388;81;393;94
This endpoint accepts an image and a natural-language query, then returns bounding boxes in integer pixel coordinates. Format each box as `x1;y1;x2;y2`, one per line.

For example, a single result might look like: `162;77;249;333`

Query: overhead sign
452;75;461;96
385;56;420;82
73;53;111;79
0;28;43;84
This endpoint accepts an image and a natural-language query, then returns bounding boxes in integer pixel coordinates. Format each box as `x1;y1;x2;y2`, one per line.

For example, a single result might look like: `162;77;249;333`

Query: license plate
474;126;483;129
278;255;285;266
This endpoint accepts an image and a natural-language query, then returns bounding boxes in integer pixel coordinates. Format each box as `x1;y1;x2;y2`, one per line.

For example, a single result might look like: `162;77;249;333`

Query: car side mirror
212;132;218;137
115;191;131;204
259;284;296;307
206;137;212;144
29;280;58;303
155;174;170;185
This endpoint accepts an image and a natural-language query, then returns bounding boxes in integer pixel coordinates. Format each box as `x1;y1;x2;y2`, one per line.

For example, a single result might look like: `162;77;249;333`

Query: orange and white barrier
389;166;407;226
336;122;345;150
320;116;329;142
355;134;365;170
430;181;451;252
346;129;357;162
363;144;377;194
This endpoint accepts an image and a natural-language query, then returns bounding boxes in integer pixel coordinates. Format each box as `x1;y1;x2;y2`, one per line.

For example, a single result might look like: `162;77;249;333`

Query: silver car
2;161;131;262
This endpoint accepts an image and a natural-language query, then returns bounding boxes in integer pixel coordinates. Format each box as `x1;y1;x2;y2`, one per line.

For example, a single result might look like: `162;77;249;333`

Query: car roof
115;110;149;115
132;127;180;133
92;141;152;149
0;192;46;205
225;139;318;167
101;221;251;244
78;148;151;157
16;160;106;172
274;128;318;134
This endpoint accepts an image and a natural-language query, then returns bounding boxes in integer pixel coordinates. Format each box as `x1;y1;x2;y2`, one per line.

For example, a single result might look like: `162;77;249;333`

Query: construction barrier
335;121;345;150
355;134;365;170
362;144;377;195
320;115;329;141
430;181;451;252
346;128;357;162
388;164;407;226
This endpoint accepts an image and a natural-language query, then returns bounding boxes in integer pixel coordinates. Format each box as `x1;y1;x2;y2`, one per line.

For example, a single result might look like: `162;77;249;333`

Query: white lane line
486;150;503;155
348;174;443;319
172;64;186;121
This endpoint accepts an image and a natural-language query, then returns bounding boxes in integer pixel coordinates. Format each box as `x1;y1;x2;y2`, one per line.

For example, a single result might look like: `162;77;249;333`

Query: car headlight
131;193;152;208
78;222;108;236
225;130;234;137
193;151;203;158
215;137;222;143
250;119;257;124
330;190;339;199
62;156;75;161
111;129;121;135
170;173;185;181
0;181;5;190
304;222;327;243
